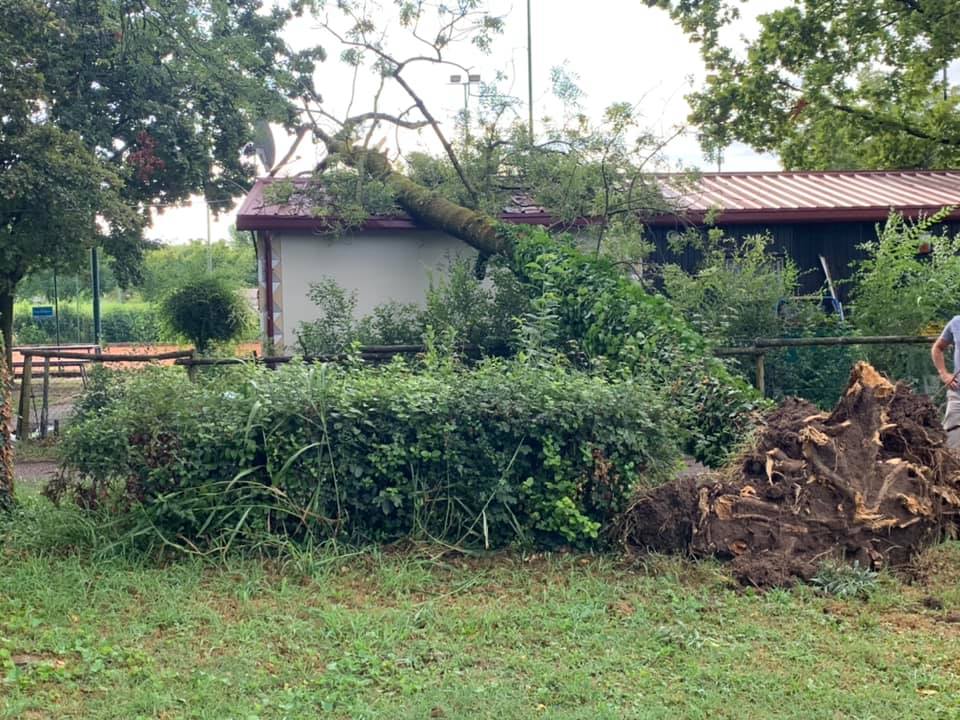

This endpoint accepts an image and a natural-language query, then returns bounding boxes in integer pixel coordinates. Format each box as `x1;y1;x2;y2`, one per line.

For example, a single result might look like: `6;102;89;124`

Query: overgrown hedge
54;360;681;549
13;301;166;345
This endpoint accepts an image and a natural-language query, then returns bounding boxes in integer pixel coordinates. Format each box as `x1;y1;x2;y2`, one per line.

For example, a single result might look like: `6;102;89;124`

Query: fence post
187;350;198;382
40;356;50;439
755;352;765;396
16;354;33;440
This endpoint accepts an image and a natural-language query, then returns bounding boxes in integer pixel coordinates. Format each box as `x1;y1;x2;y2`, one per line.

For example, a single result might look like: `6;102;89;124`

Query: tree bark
0;333;13;509
0;288;13;370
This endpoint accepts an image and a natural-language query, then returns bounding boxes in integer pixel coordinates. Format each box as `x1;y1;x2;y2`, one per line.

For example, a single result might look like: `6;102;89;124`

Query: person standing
932;317;960;448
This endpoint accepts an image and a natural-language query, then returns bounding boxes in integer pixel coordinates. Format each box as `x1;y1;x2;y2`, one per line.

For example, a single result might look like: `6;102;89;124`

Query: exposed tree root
621;362;960;587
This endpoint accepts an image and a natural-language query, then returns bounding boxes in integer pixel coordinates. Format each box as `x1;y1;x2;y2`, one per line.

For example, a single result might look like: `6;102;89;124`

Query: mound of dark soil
622;362;960;587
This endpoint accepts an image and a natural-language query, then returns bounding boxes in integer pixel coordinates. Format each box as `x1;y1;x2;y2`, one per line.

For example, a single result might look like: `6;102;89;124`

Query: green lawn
3;490;960;719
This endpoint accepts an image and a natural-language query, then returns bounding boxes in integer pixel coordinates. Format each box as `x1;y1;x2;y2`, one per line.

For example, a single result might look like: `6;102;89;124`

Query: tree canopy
646;0;960;169
0;0;320;359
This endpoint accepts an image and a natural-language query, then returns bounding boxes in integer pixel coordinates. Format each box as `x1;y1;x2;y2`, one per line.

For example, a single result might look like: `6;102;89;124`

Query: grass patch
3;493;960;719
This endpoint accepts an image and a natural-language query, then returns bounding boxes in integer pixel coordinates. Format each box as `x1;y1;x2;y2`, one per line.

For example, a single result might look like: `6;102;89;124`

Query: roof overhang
646;205;960;227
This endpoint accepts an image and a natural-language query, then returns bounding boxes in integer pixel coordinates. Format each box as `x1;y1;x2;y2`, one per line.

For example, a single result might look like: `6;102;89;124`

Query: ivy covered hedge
54;360;680;549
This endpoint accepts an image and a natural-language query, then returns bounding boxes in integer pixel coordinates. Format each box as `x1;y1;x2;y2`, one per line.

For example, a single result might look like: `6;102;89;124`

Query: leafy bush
297;277;361;354
297;261;528;355
848;209;959;386
661;232;796;345
355;301;422;346
508;228;765;466
420;259;527;350
160;276;251;353
660;231;859;409
54;359;681;549
762;307;859;408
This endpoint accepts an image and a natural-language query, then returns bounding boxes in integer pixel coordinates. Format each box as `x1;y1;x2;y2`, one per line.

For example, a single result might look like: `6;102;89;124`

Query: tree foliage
647;0;960;169
849;208;960;384
0;0;318;359
139;239;257;302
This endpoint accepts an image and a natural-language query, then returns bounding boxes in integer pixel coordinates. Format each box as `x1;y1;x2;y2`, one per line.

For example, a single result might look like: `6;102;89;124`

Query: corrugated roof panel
652;171;960;224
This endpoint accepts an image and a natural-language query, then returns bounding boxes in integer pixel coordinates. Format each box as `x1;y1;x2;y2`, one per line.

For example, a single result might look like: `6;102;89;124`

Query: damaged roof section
236;177;553;231
237;170;960;232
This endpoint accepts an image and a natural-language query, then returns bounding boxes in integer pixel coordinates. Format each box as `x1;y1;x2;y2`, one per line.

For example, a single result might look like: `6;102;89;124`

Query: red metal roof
237;171;960;232
236;176;552;232
652;170;960;225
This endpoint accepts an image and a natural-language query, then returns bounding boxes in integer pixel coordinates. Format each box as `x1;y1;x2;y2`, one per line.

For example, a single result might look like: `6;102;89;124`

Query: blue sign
32;305;54;320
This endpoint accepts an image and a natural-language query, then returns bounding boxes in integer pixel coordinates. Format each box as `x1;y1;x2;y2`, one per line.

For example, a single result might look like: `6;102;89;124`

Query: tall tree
0;0;320;362
269;1;677;272
646;0;960;169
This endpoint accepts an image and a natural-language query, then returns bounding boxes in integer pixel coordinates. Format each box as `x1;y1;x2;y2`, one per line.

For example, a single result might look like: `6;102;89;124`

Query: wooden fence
714;335;938;394
14;347;194;440
13;335;943;439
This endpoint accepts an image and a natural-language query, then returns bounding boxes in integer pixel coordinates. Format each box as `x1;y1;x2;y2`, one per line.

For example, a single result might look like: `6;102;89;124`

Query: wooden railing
14;347;194;440
715;335;938;394
14;335;942;438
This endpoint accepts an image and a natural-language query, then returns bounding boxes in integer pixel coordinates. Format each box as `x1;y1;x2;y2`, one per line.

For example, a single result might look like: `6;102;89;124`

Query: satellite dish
252;119;276;171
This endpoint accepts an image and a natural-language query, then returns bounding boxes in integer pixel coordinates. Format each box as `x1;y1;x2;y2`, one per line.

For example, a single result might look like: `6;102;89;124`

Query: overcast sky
151;0;787;244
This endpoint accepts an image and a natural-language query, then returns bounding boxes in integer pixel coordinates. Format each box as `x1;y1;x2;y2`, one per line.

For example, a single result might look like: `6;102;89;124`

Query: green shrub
848;209;959;387
296;261;528;355
659;231;859;410
54;360;681;549
296;277;364;355
420;259;527;351
508;229;765;466
161;276;251;353
762;307;859;408
13;300;166;345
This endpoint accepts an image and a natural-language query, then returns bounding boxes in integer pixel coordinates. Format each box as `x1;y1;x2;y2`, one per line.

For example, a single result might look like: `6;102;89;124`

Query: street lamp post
527;0;534;143
449;73;481;147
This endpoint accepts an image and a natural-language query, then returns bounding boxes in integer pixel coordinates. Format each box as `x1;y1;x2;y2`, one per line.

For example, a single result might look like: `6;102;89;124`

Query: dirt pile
622;362;960;587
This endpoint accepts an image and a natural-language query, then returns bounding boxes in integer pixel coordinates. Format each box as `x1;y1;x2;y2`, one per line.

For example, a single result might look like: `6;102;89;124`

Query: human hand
941;371;960;391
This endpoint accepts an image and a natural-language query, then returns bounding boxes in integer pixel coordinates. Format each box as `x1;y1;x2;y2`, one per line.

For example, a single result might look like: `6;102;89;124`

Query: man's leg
944;390;960;449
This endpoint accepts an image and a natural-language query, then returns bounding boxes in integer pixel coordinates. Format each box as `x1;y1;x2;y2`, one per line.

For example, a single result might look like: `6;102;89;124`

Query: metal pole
527;0;534;143
16;354;32;440
40;356;50;439
53;267;61;347
91;247;102;345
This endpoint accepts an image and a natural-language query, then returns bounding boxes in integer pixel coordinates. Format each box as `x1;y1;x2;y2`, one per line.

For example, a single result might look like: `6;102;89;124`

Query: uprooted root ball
621;362;960;587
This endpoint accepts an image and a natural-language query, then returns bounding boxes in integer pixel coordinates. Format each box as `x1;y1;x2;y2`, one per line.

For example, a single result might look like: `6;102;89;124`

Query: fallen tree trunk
314;129;507;257
622;362;960;587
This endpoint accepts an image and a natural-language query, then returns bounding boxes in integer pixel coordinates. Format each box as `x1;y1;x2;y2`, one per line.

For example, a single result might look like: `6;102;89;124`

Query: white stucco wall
265;229;477;350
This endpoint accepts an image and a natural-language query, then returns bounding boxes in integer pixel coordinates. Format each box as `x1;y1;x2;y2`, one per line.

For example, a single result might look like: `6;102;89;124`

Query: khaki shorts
945;390;960;449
